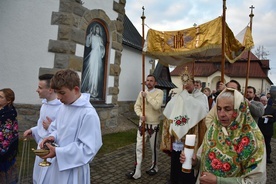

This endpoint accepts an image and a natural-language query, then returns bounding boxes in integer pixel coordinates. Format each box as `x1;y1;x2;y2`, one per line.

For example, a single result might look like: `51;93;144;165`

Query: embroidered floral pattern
201;92;264;178
174;115;189;126
204;150;235;176
0;106;18;155
234;136;250;154
230;120;239;130
231;110;238;120
239;102;247;113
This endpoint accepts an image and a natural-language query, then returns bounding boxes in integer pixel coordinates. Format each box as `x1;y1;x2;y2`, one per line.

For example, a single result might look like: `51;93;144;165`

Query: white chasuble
163;90;208;140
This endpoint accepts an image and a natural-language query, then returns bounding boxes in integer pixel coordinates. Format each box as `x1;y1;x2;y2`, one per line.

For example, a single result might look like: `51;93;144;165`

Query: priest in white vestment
162;76;209;184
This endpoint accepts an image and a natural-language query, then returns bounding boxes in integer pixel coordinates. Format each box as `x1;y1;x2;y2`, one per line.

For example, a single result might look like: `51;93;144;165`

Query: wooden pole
221;0;226;83
192;61;195;77
193;23;197;78
244;5;255;96
141;6;146;159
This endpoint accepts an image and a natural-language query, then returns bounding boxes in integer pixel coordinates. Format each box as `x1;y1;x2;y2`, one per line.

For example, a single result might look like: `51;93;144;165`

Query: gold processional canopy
142;16;254;66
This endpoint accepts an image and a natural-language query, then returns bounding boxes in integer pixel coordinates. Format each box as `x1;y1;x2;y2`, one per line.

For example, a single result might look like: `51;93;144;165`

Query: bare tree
255;45;269;59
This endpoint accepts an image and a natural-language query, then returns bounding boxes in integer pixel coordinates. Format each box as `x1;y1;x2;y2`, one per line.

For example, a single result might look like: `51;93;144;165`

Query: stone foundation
15;100;136;136
15;104;41;134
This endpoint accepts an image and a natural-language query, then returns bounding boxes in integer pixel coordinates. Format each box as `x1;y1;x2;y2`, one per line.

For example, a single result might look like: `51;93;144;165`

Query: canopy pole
193;23;197;78
221;0;226;83
141;6;146;159
192;61;195;77
244;5;254;96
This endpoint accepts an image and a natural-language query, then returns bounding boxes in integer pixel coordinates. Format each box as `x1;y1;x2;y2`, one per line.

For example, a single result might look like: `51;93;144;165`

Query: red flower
14;124;18;130
234;145;238;152
241;136;250;146
232;111;238;119
6;123;12;129
230;124;238;130
8;134;14;140
211;158;222;170
176;120;181;125
182;117;187;123
208;152;216;160
2;140;10;148
225;140;231;146
237;144;244;153
222;162;231;171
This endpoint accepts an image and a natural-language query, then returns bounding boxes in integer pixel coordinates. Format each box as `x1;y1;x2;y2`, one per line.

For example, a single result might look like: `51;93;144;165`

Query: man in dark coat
258;96;276;164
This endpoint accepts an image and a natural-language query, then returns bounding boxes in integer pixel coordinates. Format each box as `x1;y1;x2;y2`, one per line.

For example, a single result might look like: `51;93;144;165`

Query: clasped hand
42;116;52;130
39;136;56;159
141;91;147;97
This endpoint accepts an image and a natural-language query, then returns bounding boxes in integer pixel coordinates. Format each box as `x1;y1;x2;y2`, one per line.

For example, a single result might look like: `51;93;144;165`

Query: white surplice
31;98;62;184
42;93;102;184
163;89;209;140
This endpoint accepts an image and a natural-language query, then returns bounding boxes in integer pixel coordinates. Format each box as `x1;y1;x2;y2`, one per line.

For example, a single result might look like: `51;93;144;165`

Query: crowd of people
125;76;274;184
1;70;275;184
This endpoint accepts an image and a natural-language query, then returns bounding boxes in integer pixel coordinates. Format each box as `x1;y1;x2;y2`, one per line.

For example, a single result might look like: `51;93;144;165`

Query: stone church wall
16;0;136;135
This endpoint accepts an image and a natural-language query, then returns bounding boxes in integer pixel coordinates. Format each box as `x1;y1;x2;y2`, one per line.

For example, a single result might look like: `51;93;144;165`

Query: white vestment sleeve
30;126;40;144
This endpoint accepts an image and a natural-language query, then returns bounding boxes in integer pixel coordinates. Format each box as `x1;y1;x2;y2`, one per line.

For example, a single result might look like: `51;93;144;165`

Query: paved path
90;139;276;184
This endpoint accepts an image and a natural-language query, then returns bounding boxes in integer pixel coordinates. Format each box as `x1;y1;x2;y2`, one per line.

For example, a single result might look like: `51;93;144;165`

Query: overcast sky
125;0;276;84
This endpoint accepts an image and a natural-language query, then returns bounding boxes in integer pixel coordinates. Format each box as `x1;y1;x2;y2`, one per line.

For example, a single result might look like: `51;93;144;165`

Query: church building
0;0;153;133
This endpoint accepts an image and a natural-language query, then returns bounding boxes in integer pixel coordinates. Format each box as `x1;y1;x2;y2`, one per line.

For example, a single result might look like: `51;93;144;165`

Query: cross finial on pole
244;5;255;97
249;5;255;30
249;5;255;18
141;6;145;19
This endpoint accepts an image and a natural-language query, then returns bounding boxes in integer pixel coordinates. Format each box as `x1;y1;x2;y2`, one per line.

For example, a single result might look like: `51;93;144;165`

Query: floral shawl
200;88;266;183
0;105;19;165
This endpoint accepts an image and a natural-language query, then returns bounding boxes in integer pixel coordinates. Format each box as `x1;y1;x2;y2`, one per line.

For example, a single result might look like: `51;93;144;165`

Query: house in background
170;51;273;96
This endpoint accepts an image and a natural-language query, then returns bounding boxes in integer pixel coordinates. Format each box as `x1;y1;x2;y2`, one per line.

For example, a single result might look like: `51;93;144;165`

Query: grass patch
97;129;137;156
17;138;37;179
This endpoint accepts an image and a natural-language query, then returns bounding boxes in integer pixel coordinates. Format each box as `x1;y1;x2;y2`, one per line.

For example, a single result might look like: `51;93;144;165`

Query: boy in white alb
39;69;102;184
24;74;62;184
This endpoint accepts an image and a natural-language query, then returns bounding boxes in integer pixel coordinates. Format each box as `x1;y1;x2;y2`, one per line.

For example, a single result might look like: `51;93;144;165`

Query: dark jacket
258;105;276;137
208;91;220;110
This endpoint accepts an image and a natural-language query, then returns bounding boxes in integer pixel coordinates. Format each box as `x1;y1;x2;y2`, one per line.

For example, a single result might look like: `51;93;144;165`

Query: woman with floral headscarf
0;88;19;183
180;88;266;184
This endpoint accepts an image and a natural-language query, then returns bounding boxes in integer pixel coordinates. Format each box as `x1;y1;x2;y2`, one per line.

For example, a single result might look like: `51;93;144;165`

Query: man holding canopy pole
126;74;163;180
